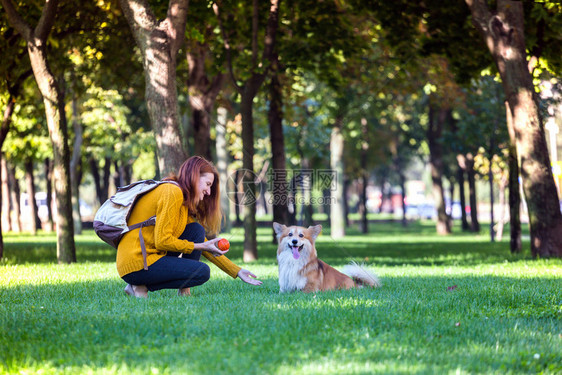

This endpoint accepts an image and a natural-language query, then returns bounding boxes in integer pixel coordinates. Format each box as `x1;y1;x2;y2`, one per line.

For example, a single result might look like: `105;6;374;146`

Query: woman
117;156;262;297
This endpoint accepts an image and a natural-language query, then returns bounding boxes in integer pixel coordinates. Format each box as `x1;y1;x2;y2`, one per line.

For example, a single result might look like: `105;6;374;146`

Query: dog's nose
292;239;298;245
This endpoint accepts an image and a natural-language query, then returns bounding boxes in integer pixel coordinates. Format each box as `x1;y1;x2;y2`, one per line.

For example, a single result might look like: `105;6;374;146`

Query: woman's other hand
237;269;263;286
194;238;228;257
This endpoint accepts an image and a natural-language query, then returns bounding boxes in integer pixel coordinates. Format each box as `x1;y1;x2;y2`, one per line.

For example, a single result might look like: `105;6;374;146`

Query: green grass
1;222;560;374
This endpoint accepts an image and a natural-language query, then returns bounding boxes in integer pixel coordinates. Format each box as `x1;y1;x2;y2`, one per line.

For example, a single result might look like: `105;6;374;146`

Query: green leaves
80;85;154;174
2;91;51;162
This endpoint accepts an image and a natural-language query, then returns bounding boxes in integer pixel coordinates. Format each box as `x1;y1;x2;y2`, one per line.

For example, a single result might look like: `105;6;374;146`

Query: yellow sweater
116;183;241;279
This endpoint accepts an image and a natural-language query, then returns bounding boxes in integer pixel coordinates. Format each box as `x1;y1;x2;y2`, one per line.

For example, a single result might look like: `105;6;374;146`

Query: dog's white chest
277;251;308;293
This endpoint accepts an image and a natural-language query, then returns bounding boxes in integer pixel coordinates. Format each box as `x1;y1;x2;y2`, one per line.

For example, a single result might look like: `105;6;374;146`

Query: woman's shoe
124;284;148;298
178;287;191;296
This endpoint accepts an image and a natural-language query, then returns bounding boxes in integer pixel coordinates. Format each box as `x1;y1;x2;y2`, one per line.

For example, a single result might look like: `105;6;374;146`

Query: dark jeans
122;222;210;291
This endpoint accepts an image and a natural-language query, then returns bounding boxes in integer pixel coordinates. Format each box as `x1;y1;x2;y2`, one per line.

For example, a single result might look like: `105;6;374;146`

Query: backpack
93;179;179;270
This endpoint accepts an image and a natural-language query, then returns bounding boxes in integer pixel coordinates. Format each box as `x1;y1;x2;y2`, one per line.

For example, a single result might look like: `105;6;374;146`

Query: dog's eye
288;232;293;237
299;233;304;238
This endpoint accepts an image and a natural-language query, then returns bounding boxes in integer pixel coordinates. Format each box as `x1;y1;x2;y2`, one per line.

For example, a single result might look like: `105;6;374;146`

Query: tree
3;89;53;231
0;19;31;256
267;59;289;234
456;75;509;241
505;101;521;253
215;0;281;261
185;1;226;161
0;82;27;254
465;0;562;257
69;77;83;234
414;56;464;235
1;0;76;262
329;97;348;238
367;0;562;255
118;0;188;176
427;99;452;235
80;85;154;200
265;0;374;237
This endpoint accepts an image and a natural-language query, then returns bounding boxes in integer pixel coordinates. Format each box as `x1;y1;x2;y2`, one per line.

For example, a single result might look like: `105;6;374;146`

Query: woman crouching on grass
118;156;262;298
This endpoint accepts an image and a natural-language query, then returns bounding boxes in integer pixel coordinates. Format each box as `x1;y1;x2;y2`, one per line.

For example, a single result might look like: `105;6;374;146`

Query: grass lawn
0;221;560;374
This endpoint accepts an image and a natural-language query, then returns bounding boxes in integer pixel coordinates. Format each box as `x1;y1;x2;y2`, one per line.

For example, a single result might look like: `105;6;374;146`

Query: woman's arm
153;185;197;253
200;251;262;285
201;251;242;278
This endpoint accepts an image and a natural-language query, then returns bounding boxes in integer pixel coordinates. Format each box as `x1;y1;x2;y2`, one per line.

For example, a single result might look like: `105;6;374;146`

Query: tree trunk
187;44;225;161
465;153;480;232
217;0;281;260
179;111;190;159
44;158;54;230
233;169;242;226
216;107;231;233
488;115;499;242
466;0;562;257
448;177;455;222
322;188;330;219
240;88;258;262
119;0;189;176
102;157;111;202
24;159;41;234
506;101;522;253
301;158;314;227
343;178;350;228
496;175;508;241
40;82;75;262
70;87;83;234
1;157;11;234
288;176;297;225
304;192;314;227
0;157;6;257
114;161;124;188
488;161;495;242
296;130;305;227
268;65;289;241
1;96;17;256
89;157;103;206
359;173;369;233
1;70;31;255
359;118;369;233
427;103;451;235
123;160;132;186
260;181;269;216
456;155;470;231
8;165;22;233
330;115;345;238
1;0;77;262
377;176;387;213
190;100;213;161
399;169;407;227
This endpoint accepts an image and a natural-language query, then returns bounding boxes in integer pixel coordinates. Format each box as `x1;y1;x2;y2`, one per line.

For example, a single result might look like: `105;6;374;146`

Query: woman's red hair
164;156;222;236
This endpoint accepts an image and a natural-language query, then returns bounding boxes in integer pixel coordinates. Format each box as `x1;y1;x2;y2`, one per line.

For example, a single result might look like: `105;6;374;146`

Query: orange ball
217;238;230;251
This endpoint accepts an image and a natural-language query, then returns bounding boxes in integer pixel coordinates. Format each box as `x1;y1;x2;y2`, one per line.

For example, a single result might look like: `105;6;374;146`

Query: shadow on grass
0;271;559;374
1;241;116;264
2;240;533;269
3;234;534;269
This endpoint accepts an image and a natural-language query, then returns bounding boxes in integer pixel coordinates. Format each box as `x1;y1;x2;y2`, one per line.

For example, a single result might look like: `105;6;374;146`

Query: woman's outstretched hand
238;269;263;286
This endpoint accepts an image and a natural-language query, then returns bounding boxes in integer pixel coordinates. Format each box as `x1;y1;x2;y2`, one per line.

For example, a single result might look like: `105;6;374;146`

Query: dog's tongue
291;246;300;259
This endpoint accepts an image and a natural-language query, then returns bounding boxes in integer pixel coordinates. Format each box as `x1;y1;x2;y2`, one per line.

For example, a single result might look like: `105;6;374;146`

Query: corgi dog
273;222;381;293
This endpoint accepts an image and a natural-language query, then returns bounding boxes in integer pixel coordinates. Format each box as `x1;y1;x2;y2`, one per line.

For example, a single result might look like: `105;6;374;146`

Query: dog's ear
307;225;322;241
272;222;286;242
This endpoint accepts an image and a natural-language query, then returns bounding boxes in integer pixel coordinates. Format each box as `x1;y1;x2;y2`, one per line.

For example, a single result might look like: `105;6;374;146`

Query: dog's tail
342;261;381;288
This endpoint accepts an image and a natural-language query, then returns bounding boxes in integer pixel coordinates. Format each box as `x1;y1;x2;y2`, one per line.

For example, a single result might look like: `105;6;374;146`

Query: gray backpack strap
128;216;156;270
